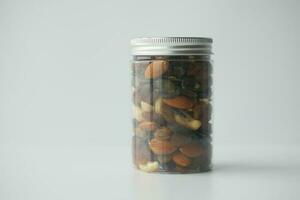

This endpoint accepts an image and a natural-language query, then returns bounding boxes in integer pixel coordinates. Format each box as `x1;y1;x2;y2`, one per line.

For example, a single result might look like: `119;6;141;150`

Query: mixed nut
132;56;212;173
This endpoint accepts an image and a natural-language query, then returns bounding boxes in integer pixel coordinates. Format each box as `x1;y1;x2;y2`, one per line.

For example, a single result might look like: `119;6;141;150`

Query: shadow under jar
131;37;213;173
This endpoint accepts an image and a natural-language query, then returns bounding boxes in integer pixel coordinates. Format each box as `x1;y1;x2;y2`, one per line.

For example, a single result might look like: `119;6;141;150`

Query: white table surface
1;144;299;200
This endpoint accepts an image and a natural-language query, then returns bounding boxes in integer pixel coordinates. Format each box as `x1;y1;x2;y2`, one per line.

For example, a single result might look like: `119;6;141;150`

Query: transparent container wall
131;56;213;173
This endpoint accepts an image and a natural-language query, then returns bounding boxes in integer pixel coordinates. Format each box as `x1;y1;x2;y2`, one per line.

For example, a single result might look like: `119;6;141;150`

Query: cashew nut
138;161;159;172
174;114;201;130
133;106;143;121
141;101;153;112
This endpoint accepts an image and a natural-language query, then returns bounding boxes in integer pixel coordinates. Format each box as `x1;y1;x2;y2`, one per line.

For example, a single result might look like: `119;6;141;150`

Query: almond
180;143;205;158
154;127;172;140
163;96;194;109
149;138;177;155
134;127;148;138
138;121;157;132
193;100;212;120
144;60;168;79
172;153;191;167
154;98;175;122
142;112;160;122
170;133;191;147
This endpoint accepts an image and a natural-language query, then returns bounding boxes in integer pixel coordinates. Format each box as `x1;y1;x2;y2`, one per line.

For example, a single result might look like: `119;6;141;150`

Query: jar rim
131;37;213;56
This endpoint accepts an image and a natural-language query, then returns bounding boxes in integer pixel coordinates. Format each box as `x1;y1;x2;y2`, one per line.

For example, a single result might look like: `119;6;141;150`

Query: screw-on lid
131;37;213;56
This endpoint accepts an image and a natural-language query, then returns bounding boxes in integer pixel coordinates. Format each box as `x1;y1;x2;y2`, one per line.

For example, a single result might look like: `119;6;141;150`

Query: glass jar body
132;55;213;173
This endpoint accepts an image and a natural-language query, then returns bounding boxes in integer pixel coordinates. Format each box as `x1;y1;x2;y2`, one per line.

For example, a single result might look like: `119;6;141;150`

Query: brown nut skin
163;96;194;110
179;143;205;158
155;98;175;122
189;149;212;171
142;112;161;122
134;127;148;138
149;138;177;155
144;60;168;79
172;152;191;167
154;127;172;141
193;100;212;120
138;121;157;132
170;133;191;147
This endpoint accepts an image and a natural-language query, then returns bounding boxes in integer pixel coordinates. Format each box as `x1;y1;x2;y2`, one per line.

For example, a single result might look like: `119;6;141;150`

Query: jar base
134;165;212;174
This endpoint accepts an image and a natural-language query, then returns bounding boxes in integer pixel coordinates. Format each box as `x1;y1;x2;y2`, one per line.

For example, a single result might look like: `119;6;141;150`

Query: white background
0;0;300;199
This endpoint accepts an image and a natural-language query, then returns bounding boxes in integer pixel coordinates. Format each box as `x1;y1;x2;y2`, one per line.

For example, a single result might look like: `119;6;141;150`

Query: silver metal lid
131;37;213;56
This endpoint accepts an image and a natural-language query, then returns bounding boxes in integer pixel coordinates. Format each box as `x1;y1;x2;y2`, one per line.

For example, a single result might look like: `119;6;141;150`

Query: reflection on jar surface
131;38;213;173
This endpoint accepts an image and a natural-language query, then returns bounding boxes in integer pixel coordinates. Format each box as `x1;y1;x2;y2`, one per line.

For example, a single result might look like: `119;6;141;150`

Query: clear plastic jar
131;37;213;173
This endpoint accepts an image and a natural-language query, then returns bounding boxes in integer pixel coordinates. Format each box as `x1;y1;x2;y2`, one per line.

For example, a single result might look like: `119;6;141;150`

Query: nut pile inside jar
132;57;212;173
